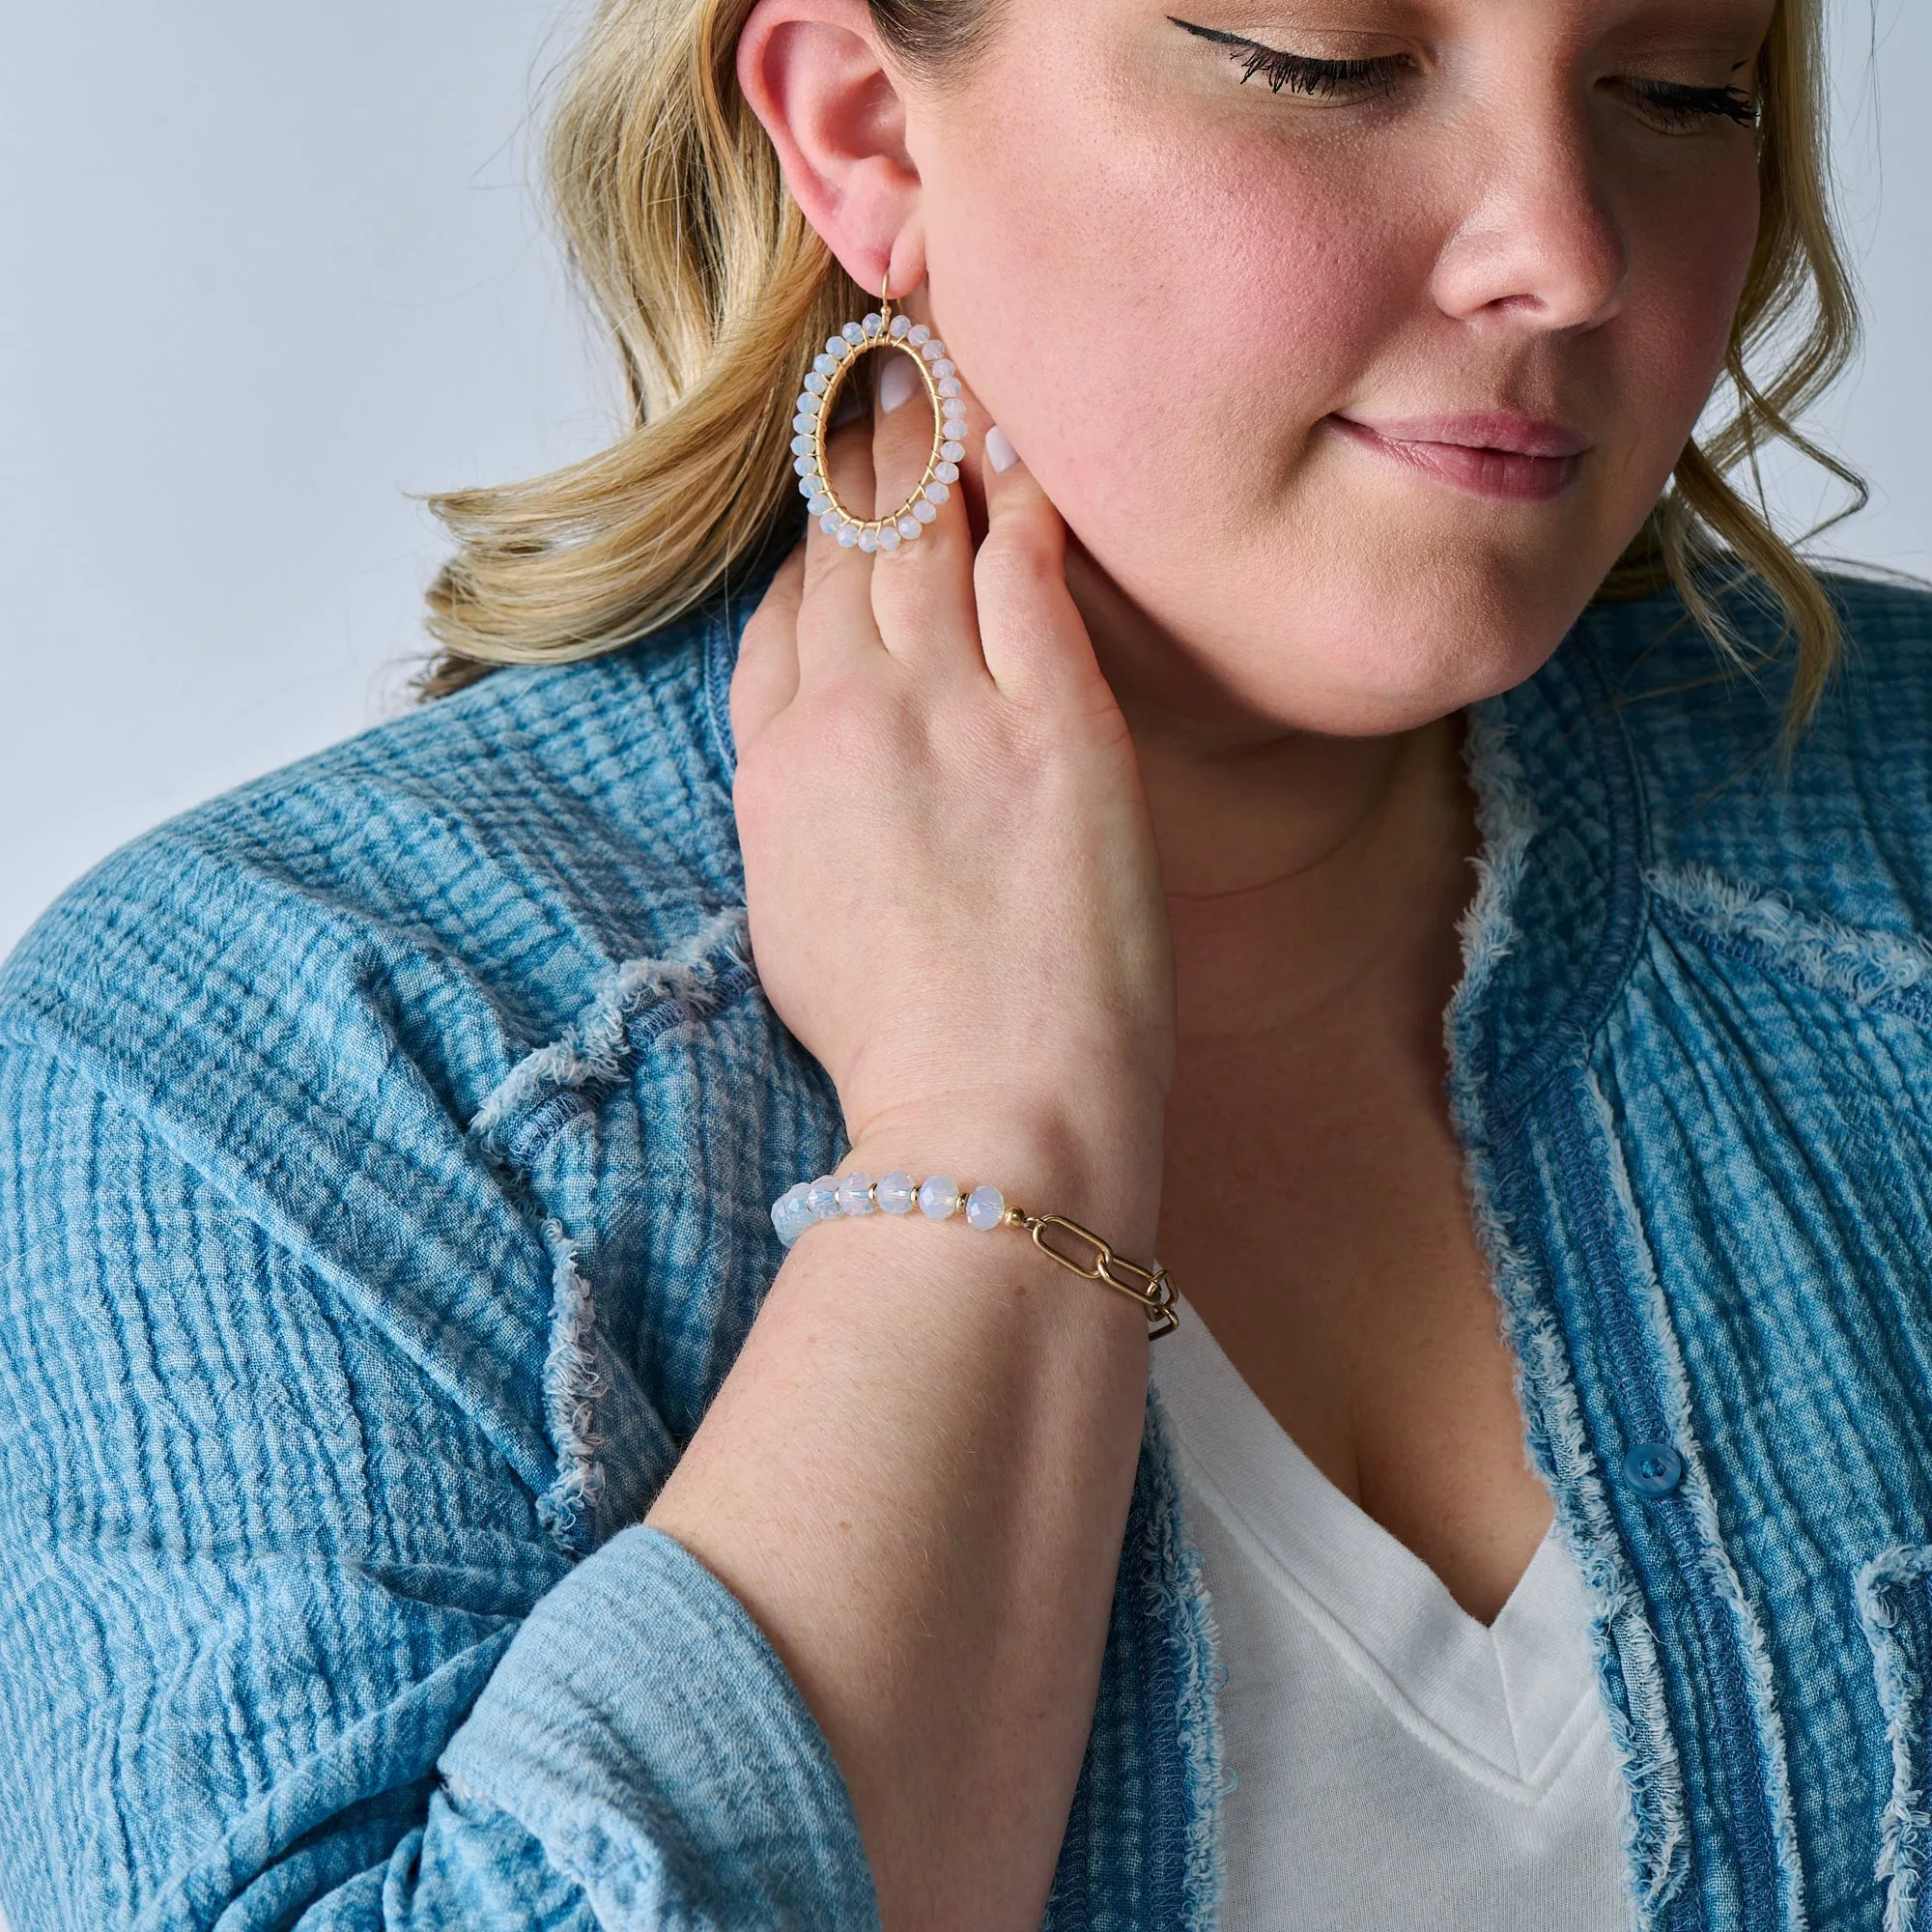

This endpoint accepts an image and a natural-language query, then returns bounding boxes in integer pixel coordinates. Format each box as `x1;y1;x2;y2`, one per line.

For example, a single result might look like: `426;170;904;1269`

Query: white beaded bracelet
771;1168;1180;1339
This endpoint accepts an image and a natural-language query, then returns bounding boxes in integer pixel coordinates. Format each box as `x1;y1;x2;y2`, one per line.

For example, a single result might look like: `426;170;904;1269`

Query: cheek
1619;162;1761;457
919;88;1406;542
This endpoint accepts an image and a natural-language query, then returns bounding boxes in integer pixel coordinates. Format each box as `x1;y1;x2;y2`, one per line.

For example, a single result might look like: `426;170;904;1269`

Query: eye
1169;16;1414;101
1613;75;1760;133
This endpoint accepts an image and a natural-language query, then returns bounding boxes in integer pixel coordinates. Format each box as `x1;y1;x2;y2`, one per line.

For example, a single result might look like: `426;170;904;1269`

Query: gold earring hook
880;268;894;327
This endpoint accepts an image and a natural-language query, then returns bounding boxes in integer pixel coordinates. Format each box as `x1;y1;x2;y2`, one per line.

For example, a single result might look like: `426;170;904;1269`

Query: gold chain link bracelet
771;1169;1179;1341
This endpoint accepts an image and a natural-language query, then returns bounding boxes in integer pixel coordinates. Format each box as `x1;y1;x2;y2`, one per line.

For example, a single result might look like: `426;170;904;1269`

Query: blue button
1622;1440;1684;1497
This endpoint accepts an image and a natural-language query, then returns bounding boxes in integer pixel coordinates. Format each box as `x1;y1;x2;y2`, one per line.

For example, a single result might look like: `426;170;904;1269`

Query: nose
1429;97;1631;333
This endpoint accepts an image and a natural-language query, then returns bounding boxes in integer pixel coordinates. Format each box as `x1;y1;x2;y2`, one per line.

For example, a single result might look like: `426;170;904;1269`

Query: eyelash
1623;80;1760;130
1170;17;1760;128
1231;43;1408;99
1170;19;1409;99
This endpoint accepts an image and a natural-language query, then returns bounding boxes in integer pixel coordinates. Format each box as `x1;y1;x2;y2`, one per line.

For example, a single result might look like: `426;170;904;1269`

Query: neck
1066;550;1481;1045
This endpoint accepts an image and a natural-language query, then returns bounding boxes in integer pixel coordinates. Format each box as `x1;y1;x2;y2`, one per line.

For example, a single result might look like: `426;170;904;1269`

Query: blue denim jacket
6;566;1932;1931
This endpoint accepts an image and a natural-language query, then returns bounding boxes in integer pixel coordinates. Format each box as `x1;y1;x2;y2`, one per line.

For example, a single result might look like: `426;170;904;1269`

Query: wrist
838;1094;1164;1259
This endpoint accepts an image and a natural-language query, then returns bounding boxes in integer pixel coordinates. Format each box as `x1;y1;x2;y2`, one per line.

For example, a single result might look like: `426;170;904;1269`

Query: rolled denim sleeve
0;1040;877;1932
432;1526;875;1928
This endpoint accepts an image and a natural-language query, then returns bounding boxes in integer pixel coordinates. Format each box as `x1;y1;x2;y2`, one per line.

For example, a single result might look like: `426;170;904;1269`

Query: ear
736;0;926;298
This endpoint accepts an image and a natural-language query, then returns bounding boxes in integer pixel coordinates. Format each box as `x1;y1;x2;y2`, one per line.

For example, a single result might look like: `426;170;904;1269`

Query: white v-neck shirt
1149;1295;1635;1930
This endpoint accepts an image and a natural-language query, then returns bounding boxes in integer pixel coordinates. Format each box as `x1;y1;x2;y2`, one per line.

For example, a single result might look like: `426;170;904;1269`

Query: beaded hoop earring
791;276;968;554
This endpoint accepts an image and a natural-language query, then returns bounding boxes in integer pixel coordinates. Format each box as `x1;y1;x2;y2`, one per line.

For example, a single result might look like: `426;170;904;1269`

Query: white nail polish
985;425;1019;473
878;355;919;413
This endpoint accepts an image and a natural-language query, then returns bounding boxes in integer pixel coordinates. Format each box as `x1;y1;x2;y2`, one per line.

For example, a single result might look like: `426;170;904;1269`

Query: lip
1328;412;1593;503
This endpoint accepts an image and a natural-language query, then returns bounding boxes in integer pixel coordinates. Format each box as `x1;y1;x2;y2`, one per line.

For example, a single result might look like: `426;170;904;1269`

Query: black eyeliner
1167;16;1407;98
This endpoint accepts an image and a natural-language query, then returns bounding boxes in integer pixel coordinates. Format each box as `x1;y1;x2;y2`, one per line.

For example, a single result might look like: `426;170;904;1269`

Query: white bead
797;478;818;499
825;336;845;357
790;434;814;456
837;526;860;547
897;516;922;539
918;1175;960;1219
922;340;946;360
771;1181;813;1244
842;323;865;344
806;371;828;393
912;498;938;523
944;402;967;424
820;511;841;533
793;415;814;436
908;324;931;346
807;1175;842;1220
938;378;962;398
836;1171;876;1216
965;1185;1006;1232
934;462;959;485
813;355;838;376
933;359;956;380
858;527;880;552
941;441;965;464
890;315;911;337
878;526;901;552
809;494;832;517
875;1170;917;1214
793;455;816;476
863;313;883;336
924;480;951;504
801;391;823;414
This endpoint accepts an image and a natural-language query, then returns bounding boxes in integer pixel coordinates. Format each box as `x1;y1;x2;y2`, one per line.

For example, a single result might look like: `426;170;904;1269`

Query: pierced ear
737;0;926;296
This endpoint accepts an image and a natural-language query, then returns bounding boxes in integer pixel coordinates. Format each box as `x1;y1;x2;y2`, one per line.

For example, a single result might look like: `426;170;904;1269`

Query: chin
1293;604;1578;735
1112;529;1618;738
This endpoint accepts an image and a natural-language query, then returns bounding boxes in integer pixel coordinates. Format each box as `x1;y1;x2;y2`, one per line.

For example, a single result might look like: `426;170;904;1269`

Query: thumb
728;542;805;755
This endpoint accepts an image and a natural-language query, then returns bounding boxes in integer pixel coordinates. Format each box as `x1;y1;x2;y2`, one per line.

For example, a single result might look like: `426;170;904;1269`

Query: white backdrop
2;2;1928;960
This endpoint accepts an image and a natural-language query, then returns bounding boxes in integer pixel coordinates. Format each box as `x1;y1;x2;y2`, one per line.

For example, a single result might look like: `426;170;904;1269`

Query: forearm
644;1105;1160;1932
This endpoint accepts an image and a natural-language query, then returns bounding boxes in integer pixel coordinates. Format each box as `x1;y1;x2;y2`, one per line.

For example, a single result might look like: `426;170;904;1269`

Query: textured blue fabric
4;564;1932;1930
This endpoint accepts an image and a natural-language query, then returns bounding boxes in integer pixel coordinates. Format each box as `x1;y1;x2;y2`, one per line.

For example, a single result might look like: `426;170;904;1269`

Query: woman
0;0;1919;1925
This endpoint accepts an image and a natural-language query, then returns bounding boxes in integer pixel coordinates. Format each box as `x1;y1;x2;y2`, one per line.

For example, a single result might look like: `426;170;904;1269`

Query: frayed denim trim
1144;1383;1229;1928
1452;703;1542;1019
1649;864;1932;1020
534;1219;610;1555
1856;1546;1932;1932
1448;705;1690;1921
1459;1128;1690;1918
469;906;755;1149
1583;1068;1808;1930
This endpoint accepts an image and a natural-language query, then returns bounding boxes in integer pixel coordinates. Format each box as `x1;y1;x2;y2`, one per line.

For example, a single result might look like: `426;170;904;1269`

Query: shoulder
1567;572;1932;931
0;579;761;1161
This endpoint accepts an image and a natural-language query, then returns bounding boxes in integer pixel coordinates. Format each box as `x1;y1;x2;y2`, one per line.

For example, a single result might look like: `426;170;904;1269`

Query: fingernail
985;424;1019;473
878;355;918;413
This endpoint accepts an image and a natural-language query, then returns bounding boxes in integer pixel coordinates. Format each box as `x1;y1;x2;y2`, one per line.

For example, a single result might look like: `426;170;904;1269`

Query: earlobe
736;0;926;298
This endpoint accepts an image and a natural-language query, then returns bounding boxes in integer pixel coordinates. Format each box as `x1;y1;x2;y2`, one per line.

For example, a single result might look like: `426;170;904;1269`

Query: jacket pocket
1857;1547;1932;1932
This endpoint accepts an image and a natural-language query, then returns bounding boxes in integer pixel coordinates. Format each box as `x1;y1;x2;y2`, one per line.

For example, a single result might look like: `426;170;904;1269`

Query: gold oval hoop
790;280;968;554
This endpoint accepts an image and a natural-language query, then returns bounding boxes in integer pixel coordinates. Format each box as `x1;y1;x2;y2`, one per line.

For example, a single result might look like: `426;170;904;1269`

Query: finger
971;425;1107;706
730;541;804;752
796;408;884;678
866;330;979;670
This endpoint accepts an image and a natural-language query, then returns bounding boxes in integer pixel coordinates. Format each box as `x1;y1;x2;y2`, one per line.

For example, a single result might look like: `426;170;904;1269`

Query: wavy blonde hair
420;0;1861;725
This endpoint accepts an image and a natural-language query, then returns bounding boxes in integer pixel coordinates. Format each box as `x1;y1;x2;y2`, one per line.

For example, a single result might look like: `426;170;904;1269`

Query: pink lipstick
1328;412;1592;503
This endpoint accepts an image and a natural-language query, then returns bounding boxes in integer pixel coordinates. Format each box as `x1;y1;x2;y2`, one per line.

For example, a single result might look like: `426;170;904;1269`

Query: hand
729;342;1176;1186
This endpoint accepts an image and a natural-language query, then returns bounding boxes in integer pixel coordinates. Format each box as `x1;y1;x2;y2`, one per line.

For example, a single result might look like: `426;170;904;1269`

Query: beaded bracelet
771;1169;1180;1340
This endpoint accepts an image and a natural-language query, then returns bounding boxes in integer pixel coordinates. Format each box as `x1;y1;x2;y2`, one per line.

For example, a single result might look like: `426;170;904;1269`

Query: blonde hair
420;0;1861;724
